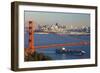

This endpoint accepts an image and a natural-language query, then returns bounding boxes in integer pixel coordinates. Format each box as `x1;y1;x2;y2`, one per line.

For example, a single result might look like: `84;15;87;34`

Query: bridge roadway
35;41;89;49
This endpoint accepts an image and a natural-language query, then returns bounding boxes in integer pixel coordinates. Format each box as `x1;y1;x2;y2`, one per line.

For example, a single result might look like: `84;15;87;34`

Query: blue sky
24;11;90;28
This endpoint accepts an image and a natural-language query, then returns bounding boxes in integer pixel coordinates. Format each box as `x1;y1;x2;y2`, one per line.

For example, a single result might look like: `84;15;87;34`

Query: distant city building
34;23;90;34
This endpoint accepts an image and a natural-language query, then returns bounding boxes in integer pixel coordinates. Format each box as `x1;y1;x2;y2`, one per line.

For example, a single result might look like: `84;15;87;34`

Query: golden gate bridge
25;20;89;55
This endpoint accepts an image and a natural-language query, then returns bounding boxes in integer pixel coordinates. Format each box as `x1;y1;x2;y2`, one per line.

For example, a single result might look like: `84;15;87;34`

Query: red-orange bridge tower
26;20;35;54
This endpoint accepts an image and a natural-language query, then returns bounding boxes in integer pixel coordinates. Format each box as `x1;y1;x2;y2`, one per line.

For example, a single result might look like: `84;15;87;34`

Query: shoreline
34;32;90;35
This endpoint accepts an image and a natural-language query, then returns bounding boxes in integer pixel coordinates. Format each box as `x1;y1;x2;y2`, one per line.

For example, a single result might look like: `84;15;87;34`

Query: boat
55;47;86;56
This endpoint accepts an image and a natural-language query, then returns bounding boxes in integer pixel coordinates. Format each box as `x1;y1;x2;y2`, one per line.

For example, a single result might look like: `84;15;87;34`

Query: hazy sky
24;11;90;28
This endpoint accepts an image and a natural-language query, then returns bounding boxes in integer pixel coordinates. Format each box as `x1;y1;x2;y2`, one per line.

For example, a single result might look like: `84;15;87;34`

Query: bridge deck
35;41;89;49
